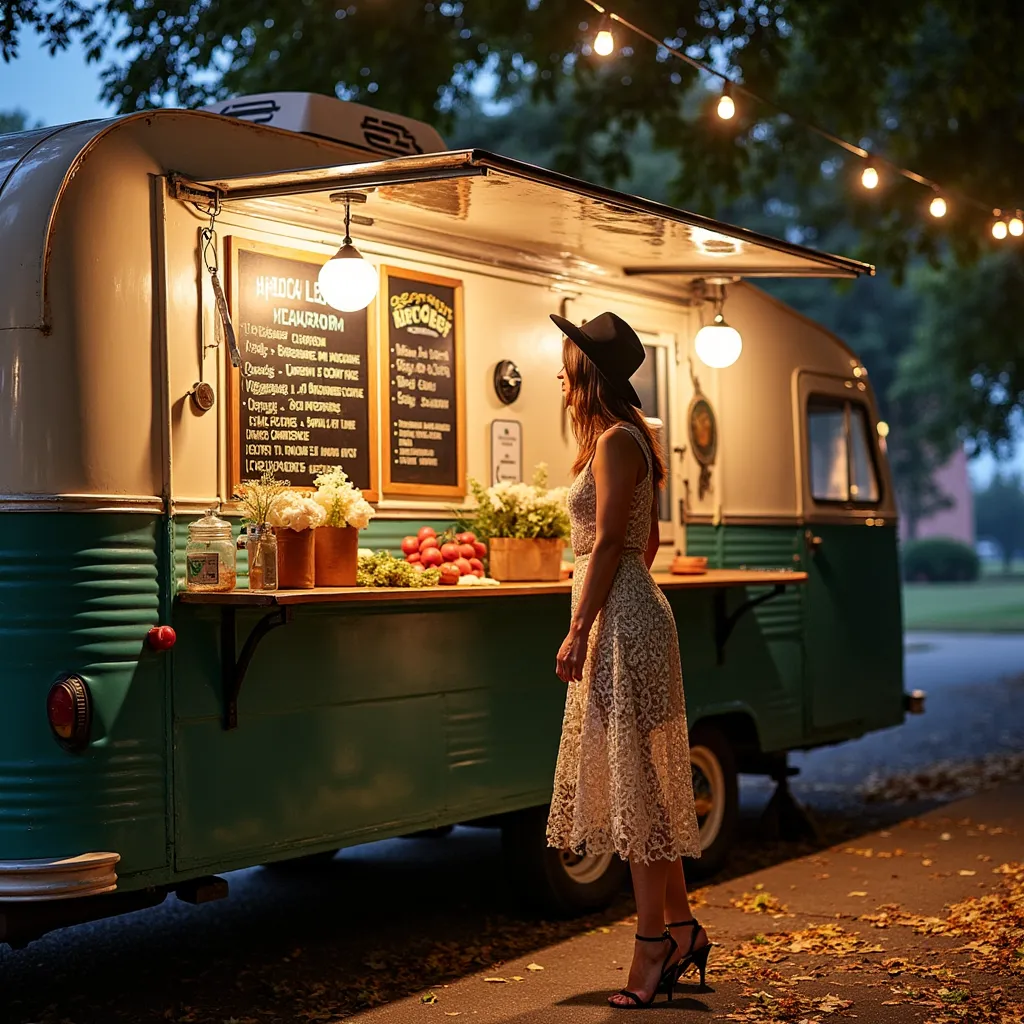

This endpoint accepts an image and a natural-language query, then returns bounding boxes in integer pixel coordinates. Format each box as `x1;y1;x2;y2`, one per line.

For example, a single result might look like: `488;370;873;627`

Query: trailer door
797;371;903;739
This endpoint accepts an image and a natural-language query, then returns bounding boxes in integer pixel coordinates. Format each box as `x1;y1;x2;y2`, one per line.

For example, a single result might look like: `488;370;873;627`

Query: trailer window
807;398;880;505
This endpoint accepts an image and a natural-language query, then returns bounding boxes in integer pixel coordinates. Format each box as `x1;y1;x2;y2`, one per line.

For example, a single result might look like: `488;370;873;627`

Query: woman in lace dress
546;311;713;1009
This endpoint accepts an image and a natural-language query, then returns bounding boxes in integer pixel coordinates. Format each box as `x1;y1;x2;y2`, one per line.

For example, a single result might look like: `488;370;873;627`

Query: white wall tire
502;807;628;916
686;723;739;878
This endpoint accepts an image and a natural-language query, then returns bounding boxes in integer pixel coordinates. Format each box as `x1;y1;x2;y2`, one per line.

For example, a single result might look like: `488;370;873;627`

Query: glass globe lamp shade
695;315;743;369
594;29;615;56
318;244;379;312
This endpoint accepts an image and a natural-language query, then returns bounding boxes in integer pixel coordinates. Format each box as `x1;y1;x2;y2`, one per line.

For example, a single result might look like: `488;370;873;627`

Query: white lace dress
546;423;701;864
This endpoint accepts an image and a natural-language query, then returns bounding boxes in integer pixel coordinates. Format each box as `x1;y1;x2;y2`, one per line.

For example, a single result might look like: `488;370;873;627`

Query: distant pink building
898;448;975;545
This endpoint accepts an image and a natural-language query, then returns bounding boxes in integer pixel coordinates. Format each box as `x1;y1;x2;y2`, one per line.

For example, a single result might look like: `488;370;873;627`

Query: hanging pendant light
593;15;615;56
695;287;742;368
318;193;379;312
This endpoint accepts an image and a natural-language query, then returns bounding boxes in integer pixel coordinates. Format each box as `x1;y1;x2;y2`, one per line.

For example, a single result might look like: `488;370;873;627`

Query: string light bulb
716;83;735;120
318;194;378;312
929;193;947;218
860;163;879;189
593;16;615;56
992;219;1009;240
1010;213;1024;237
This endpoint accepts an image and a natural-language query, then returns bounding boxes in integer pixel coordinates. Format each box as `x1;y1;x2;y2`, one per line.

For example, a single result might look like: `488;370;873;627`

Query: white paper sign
490;419;523;484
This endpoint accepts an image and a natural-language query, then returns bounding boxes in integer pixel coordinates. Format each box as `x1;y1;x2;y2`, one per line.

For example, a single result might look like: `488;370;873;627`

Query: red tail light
47;675;92;751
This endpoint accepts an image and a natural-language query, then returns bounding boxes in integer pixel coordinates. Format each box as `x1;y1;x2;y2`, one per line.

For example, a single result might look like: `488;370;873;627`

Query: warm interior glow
695;316;742;369
716;93;736;120
929;195;947;218
1010;215;1024;237
318;244;379;312
861;165;879;189
594;28;615;56
992;219;1009;240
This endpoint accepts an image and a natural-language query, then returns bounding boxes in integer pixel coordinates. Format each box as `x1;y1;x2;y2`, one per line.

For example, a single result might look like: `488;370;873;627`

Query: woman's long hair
563;336;666;490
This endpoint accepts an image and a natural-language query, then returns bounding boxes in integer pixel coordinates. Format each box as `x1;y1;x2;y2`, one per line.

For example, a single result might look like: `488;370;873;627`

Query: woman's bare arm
568;429;644;640
644;494;660;569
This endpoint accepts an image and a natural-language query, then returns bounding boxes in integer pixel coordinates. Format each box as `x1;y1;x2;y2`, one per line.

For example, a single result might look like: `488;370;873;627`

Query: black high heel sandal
608;930;678;1009
664;918;714;989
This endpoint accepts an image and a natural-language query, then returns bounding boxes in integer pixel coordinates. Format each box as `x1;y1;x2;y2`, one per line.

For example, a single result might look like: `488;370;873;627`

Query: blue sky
0;36;112;124
0;36;1018;490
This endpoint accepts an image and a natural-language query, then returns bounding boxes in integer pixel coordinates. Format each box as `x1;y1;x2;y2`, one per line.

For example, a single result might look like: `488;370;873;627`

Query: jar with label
245;525;278;591
185;509;237;593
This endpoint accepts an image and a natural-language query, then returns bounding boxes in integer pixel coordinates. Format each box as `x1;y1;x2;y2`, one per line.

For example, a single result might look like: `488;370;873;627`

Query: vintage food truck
0;92;911;946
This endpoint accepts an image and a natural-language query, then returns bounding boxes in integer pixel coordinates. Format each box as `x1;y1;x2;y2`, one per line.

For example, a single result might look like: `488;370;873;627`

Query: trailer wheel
685;722;739;879
502;806;627;916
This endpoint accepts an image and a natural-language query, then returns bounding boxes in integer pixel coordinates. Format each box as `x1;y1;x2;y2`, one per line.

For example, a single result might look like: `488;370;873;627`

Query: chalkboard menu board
381;267;465;497
227;238;378;497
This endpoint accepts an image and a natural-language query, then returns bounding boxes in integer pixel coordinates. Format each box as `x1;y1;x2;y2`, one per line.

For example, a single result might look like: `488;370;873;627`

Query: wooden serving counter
177;568;807;730
178;568;807;607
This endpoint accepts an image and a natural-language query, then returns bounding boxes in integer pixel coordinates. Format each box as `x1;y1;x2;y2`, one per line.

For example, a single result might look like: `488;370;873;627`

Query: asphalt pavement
1;633;1022;1024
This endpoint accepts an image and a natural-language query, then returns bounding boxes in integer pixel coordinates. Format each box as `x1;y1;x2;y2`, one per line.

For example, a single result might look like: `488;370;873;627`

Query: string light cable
580;0;1019;238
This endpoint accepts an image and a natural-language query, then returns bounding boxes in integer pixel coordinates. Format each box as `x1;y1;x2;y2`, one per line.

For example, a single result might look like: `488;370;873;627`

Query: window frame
806;394;883;509
633;335;675;540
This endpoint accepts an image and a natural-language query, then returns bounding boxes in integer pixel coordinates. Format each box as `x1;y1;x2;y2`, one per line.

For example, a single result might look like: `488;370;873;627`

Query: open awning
171;149;873;282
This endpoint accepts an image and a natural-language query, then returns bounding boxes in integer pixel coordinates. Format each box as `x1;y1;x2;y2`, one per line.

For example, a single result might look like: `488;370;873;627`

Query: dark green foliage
902;537;980;583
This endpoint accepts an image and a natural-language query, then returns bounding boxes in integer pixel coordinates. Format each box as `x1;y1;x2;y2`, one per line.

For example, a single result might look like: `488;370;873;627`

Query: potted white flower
268;490;327;589
468;464;570;582
311;468;376;587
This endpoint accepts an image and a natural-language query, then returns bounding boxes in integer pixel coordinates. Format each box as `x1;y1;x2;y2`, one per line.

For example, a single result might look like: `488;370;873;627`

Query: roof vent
201;91;446;157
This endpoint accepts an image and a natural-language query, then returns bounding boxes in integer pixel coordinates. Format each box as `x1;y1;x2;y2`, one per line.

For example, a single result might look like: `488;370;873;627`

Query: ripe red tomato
439;563;461;585
455;557;473;576
456;531;476;545
469;557;484;572
472;541;487;559
406;552;422;564
411;562;425;572
440;542;461;562
472;569;485;578
417;526;437;542
401;535;420;555
420;547;443;568
458;543;475;559
419;535;439;551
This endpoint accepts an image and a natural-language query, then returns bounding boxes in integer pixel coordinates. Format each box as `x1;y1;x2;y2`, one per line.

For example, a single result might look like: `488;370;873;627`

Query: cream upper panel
167;200;695;508
0;112;413;499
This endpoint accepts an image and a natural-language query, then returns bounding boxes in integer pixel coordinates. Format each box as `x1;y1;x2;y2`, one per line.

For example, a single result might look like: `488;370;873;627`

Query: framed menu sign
226;238;378;498
381;267;465;498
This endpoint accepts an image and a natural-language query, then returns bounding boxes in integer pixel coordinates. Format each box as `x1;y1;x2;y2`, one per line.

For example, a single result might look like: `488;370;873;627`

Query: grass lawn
903;576;1024;632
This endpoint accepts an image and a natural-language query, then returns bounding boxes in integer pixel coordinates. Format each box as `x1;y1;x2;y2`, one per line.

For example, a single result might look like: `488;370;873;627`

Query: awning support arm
221;605;292;730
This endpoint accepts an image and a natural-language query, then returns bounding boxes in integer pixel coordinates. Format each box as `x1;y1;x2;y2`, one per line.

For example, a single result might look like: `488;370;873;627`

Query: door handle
804;528;823;552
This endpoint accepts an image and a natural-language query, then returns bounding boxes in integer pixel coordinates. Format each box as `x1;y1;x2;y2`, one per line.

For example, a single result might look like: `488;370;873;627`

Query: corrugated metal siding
0;514;168;871
687;524;802;639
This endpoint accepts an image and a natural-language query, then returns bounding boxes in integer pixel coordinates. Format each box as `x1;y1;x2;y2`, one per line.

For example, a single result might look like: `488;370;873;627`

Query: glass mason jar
245;525;278;591
185;509;237;593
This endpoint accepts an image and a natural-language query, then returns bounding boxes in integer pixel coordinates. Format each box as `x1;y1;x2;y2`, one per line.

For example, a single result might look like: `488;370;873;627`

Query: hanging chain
198;194;241;369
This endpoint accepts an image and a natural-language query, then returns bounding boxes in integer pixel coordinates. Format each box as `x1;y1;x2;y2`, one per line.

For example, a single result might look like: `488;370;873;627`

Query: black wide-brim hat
551;311;645;409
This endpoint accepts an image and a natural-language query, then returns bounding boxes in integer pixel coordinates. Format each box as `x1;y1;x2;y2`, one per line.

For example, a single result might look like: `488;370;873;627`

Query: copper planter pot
314;525;359;587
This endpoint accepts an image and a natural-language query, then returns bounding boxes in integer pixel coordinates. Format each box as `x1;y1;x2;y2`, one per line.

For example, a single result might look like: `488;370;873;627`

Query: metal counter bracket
714;584;786;666
221;605;292;730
